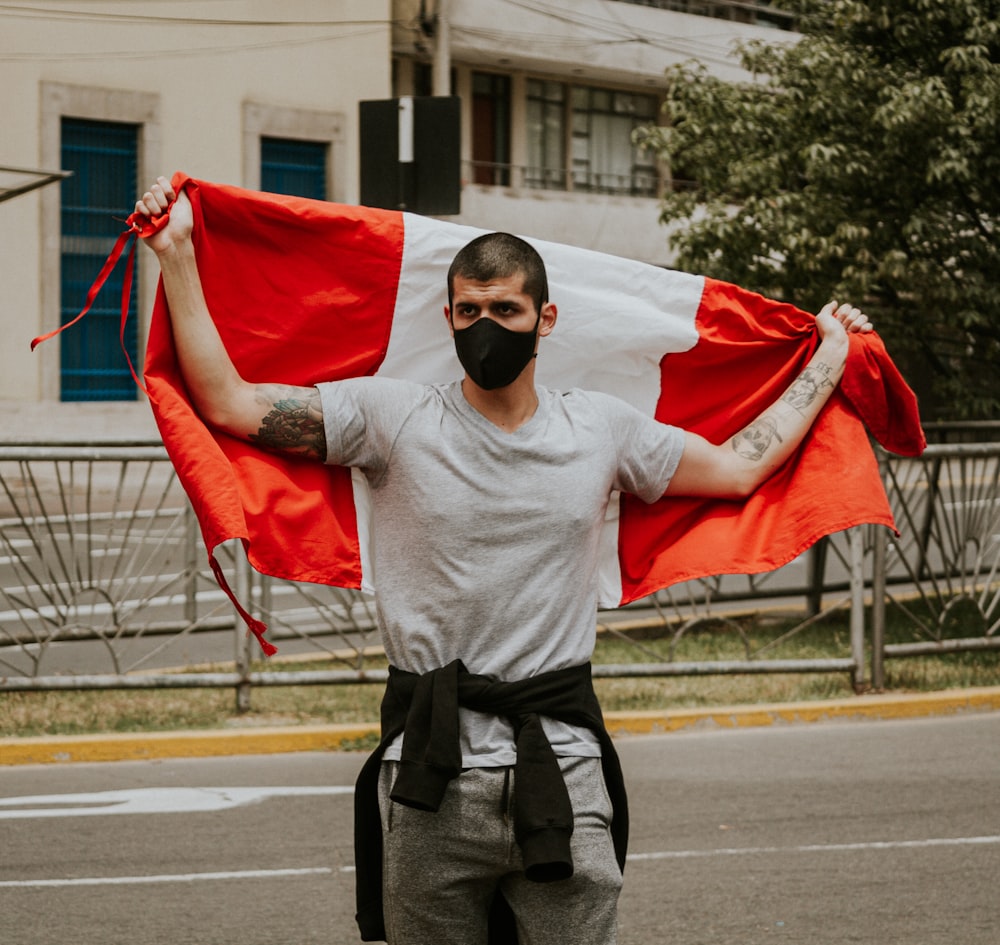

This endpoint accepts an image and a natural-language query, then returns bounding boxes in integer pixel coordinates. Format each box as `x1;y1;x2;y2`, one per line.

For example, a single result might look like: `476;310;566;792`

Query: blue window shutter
59;118;139;402
261;137;327;200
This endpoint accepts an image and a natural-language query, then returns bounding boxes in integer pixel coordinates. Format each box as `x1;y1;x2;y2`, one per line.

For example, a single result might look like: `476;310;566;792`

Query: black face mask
452;312;540;390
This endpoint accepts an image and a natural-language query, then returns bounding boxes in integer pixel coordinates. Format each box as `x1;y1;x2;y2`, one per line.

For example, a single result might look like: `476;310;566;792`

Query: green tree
636;0;1000;419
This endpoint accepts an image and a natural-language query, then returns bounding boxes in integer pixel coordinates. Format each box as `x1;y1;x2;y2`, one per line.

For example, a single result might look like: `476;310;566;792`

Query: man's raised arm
136;177;326;460
665;301;873;499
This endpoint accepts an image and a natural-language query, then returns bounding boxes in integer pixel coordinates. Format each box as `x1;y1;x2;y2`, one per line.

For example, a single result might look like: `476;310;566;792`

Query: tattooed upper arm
248;385;327;460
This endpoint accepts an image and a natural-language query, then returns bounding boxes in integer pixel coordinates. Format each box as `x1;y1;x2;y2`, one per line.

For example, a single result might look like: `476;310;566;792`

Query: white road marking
0;868;332;888
0;786;353;819
627;834;1000;861
5;787;997;890
7;836;998;888
333;833;1000;874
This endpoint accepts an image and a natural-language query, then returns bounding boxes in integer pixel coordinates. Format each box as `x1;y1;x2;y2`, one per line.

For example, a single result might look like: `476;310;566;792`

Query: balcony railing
613;0;796;31
467;161;660;198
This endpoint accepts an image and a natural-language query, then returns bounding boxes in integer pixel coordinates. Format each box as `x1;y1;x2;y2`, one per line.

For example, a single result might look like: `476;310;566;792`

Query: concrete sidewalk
3;685;1000;766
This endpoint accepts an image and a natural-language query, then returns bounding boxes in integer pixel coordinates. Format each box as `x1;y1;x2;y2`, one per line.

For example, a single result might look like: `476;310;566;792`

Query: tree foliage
635;0;1000;419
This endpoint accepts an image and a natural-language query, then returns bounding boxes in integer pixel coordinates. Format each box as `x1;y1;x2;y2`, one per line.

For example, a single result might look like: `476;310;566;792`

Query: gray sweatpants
377;757;623;945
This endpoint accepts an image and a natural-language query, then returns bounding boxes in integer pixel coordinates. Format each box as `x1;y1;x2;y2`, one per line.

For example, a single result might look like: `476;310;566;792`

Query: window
412;61;435;97
526;80;567;191
59;117;139;402
242;103;345;203
525;83;658;196
572;88;658;196
471;72;511;186
261;137;328;200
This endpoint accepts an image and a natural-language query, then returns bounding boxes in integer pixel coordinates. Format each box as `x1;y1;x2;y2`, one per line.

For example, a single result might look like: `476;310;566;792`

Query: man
135;176;872;945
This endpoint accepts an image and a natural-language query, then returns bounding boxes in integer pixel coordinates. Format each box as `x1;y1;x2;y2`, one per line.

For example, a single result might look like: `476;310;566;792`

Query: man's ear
539;301;557;337
443;305;454;337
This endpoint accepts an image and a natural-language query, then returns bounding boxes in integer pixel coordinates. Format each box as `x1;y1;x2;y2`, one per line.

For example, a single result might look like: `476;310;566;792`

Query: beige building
1;0;793;436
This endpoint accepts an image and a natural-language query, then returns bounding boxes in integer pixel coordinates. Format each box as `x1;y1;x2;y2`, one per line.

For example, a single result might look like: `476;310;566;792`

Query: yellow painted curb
0;722;380;766
2;687;999;766
603;686;1000;737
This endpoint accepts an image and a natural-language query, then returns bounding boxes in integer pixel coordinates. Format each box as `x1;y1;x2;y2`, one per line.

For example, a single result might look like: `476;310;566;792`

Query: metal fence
871;436;1000;686
1;432;997;700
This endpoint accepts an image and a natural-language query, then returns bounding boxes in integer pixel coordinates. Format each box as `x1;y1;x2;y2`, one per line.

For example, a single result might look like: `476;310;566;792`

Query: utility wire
0;3;390;27
0;26;386;61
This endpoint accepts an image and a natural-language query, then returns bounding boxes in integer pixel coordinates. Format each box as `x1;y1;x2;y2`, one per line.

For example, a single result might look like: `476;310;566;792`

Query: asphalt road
2;712;998;945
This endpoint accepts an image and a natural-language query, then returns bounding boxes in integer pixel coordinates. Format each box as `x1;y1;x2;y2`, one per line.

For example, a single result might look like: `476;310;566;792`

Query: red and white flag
135;174;924;654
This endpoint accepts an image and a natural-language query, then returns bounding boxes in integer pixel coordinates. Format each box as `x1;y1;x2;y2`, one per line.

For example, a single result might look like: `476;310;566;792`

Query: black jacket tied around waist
353;659;629;943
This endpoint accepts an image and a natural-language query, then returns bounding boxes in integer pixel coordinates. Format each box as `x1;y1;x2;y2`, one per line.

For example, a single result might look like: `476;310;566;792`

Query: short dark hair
447;232;549;313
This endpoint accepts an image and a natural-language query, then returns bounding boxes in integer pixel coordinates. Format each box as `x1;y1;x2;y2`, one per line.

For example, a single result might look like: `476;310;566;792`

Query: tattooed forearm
732;417;783;462
782;363;836;414
249;386;326;460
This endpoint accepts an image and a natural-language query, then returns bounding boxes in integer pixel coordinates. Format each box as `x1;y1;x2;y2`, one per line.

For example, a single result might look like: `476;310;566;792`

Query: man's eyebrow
456;297;522;308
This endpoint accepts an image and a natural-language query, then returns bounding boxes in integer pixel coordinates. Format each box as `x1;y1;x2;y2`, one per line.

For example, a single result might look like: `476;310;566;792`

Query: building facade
392;0;793;260
1;0;792;433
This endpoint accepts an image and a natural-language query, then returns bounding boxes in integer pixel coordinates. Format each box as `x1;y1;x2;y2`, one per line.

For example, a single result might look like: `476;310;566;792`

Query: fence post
849;527;867;692
870;523;887;691
233;549;253;713
917;455;943;580
806;536;828;617
183;504;198;625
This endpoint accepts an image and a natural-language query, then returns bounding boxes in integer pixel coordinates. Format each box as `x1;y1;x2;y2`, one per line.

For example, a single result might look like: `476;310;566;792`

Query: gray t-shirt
318;378;685;765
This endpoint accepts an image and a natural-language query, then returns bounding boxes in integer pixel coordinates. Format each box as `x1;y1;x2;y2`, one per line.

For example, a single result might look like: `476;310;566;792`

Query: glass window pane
261;137;327;201
613;92;634;114
527;80;566;190
568;86;658;196
472;72;511;185
635;94;656;118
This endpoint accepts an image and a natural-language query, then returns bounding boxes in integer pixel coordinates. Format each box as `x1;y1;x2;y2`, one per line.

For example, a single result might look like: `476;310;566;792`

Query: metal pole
432;0;451;95
184;504;198;625
233;548;253;713
806;536;828;617
871;524;887;690
849;527;867;692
